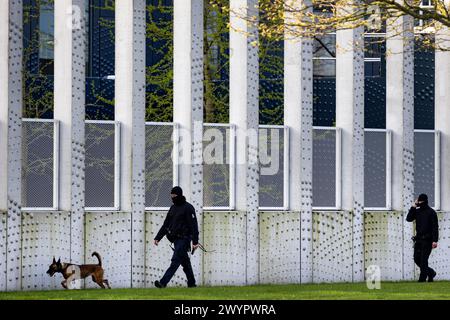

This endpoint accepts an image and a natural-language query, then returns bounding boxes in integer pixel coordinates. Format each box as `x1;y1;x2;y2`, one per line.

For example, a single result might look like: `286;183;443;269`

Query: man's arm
154;208;171;242
406;206;417;222
187;205;199;245
431;210;439;244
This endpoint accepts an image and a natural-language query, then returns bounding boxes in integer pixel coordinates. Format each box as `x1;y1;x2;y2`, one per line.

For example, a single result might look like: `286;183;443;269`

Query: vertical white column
284;0;313;283
435;2;450;213
0;0;23;291
230;0;259;284
115;0;146;287
54;0;87;267
386;9;415;280
336;4;365;281
173;0;204;284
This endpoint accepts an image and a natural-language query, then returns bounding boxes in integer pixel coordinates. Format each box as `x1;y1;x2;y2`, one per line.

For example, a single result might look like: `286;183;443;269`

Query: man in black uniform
153;186;199;288
406;193;439;282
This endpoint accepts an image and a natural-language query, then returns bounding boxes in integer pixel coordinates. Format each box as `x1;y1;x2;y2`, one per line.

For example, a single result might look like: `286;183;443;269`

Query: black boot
428;270;437;282
155;280;166;288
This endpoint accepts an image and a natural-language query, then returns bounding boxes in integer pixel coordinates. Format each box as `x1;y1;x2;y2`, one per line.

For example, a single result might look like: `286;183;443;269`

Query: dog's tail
92;252;102;266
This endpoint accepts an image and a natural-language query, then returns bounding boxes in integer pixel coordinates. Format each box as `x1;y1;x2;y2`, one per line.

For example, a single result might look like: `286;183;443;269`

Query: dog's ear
57;258;61;264
53;257;56;264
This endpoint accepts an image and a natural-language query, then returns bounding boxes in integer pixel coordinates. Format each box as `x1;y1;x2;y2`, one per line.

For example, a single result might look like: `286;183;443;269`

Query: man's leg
418;241;432;282
413;242;421;269
421;241;435;281
159;239;185;286
181;255;196;287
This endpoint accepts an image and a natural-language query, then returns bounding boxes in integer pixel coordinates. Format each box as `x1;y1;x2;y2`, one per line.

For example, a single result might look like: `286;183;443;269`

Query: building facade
1;0;449;290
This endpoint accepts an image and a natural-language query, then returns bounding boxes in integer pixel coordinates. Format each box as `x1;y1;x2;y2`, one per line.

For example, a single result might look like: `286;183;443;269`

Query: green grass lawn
1;281;450;300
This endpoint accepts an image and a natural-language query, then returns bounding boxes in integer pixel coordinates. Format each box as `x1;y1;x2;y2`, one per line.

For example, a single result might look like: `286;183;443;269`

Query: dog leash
168;242;215;255
192;243;215;255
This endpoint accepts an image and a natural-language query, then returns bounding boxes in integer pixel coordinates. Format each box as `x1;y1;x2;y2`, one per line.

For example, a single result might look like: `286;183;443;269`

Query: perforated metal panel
203;125;230;208
203;211;246;286
21;121;54;208
428;212;450;280
312;129;336;207
229;0;260;285
312;211;353;283
85;212;131;288
21;212;71;290
414;131;435;207
364;212;403;280
145;211;187;287
145;124;174;208
259;128;284;208
0;211;6;291
1;0;24;291
364;131;387;208
259;211;300;284
85;122;115;208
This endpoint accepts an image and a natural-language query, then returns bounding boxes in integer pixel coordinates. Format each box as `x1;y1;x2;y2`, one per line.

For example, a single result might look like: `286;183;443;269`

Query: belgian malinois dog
46;252;111;289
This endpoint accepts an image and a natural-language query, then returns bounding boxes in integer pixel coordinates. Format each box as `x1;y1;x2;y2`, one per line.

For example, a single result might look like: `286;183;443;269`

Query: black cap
171;186;183;196
418;193;428;203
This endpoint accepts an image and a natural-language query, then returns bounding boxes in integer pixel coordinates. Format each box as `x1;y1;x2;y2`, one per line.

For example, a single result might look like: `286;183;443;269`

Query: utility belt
166;228;188;243
411;234;432;242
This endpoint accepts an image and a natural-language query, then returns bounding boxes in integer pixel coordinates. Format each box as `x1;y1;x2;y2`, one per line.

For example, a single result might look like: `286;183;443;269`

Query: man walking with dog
407;193;439;282
153;186;199;288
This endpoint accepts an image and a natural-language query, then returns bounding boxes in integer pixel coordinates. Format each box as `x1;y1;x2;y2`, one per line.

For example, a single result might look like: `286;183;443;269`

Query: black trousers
414;239;435;281
160;238;196;286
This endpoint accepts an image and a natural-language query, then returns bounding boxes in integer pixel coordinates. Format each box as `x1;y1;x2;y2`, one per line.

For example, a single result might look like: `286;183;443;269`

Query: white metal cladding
0;0;23;291
428;212;450;280
21;211;71;290
312;211;353;283
230;0;259;285
0;211;7;291
202;211;247;286
259;211;300;284
84;212;132;288
4;1;450;292
54;0;87;269
386;12;415;280
115;0;146;287
284;0;313;284
364;212;403;281
336;13;365;281
0;209;449;291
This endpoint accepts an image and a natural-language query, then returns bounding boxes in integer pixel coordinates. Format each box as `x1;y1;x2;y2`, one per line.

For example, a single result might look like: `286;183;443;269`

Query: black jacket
154;196;199;245
406;204;439;242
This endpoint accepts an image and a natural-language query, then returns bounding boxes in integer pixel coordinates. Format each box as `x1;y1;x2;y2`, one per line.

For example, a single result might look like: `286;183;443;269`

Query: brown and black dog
46;252;111;289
